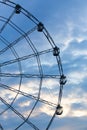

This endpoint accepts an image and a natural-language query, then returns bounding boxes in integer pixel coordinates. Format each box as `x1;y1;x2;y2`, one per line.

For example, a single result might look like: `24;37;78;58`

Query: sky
0;0;87;130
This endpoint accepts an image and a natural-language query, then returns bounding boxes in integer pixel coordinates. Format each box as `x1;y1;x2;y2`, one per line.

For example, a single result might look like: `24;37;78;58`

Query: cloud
1;0;87;130
61;86;87;118
51;116;87;130
67;71;87;85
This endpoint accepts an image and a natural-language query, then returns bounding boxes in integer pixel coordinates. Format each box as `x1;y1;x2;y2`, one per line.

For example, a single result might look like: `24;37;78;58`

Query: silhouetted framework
0;0;66;130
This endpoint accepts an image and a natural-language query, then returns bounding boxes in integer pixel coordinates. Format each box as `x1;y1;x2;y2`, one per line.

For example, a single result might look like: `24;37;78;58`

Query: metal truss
0;0;66;130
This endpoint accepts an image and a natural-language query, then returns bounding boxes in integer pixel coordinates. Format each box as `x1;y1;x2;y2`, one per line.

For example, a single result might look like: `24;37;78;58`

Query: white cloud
72;49;87;57
19;100;31;107
61;87;87;118
67;71;87;85
1;76;87;119
1;1;87;129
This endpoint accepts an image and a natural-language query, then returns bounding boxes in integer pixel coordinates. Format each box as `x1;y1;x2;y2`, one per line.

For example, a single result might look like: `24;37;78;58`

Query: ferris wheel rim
0;1;66;130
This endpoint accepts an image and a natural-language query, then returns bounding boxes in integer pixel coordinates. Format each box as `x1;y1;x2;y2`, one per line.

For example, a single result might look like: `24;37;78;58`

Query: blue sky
0;0;87;130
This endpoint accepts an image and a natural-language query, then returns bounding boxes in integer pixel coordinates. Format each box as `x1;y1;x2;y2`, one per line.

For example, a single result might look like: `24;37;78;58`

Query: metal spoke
0;26;37;56
0;97;39;130
0;1;66;130
0;10;15;33
0;83;56;107
0;48;52;67
0;73;60;79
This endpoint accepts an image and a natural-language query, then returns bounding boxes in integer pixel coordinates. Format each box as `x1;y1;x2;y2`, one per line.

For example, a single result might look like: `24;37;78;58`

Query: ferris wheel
0;0;66;130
